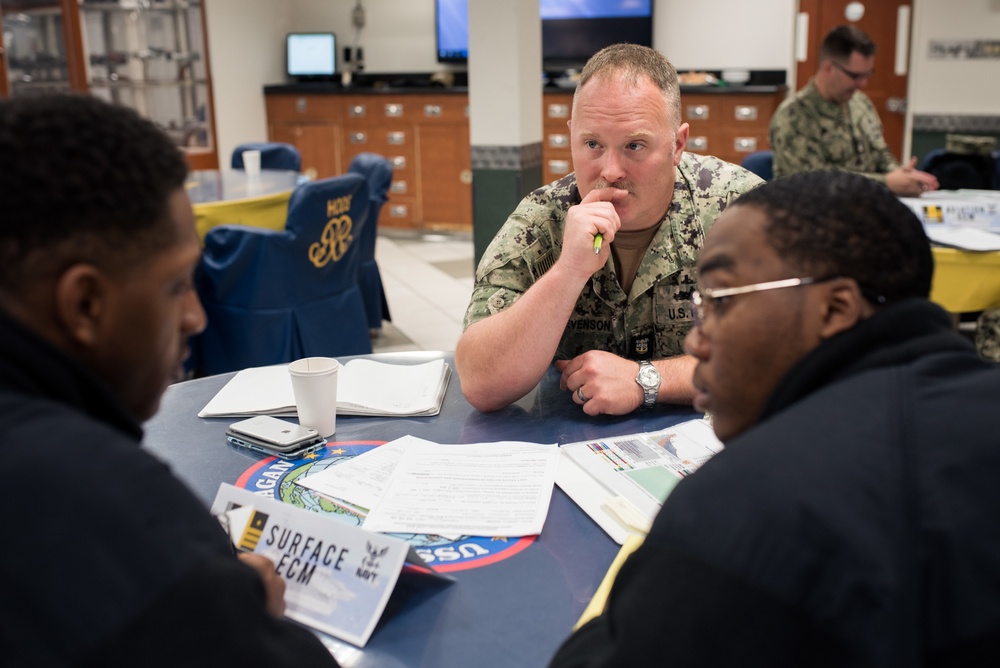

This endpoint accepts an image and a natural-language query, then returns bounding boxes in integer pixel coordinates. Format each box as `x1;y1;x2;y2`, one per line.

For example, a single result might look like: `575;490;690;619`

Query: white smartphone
227;416;319;450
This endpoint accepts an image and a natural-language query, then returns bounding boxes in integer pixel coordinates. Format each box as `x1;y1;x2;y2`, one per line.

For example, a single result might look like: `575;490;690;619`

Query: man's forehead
697;206;776;277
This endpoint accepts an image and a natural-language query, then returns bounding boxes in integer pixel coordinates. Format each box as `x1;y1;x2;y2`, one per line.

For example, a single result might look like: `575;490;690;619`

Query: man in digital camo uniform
769;25;938;197
455;44;762;416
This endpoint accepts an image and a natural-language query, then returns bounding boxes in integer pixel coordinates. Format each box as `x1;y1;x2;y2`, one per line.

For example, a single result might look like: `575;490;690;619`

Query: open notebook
198;358;451;418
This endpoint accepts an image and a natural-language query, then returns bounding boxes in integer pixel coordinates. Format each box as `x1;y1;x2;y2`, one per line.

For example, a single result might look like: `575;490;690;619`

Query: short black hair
820;25;876;62
733;170;933;304
0;94;189;291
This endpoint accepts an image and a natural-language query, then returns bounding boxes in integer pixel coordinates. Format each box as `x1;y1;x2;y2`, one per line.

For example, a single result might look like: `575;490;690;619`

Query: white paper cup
242;149;261;176
288;357;339;437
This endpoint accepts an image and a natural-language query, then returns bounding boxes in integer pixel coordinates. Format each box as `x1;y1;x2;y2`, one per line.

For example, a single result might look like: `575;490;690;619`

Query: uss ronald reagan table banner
211;483;452;647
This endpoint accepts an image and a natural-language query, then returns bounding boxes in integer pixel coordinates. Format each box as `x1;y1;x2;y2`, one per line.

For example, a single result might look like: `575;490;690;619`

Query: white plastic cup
288;357;339;437
242;149;261;176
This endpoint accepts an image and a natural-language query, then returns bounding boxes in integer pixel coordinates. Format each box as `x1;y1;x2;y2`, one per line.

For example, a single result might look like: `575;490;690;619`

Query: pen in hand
593;233;603;255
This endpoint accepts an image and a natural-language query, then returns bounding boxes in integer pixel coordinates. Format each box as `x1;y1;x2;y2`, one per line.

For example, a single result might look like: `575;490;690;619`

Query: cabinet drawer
417;96;469;123
266;94;341;122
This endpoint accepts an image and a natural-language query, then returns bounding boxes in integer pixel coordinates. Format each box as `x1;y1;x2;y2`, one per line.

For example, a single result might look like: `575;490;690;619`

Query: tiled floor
370;232;476;353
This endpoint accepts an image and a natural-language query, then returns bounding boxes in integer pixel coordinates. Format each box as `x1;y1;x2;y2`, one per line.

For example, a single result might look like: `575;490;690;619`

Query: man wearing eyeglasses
770;25;938;197
549;170;1000;667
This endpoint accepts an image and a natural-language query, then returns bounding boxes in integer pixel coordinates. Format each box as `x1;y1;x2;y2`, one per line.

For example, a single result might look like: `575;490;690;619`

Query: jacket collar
759;299;973;422
0;307;143;440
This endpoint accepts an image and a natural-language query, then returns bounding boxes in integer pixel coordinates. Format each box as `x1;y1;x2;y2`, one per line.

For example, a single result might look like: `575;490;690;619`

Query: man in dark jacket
550;170;1000;666
0;95;338;666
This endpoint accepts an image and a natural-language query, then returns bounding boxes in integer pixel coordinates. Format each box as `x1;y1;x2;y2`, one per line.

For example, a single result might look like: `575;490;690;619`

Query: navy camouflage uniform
463;152;762;361
770;79;898;183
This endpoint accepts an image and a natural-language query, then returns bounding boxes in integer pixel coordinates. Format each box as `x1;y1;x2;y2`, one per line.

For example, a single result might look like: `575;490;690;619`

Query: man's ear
818;277;871;340
54;264;107;347
674;122;690;164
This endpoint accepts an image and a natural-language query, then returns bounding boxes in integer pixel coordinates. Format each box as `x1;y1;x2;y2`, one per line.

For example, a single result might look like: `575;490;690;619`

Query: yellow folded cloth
574;534;645;630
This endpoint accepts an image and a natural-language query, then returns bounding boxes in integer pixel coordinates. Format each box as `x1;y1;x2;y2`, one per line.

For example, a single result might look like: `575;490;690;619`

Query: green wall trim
472;165;544;265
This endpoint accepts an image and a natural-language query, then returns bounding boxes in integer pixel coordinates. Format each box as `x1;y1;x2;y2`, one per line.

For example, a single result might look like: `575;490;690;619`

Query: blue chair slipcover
347;152;394;331
231;141;302;172
740;150;773;181
193;173;373;375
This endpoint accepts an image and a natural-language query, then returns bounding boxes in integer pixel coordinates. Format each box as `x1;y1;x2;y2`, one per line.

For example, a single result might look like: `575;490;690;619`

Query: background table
186;168;302;241
144;351;699;667
931;246;1000;312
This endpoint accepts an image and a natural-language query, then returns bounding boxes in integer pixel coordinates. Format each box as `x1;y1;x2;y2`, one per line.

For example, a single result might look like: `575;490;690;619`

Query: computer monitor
286;32;337;80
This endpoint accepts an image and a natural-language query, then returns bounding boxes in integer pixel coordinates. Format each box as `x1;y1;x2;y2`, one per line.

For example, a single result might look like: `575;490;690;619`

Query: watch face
638;366;659;387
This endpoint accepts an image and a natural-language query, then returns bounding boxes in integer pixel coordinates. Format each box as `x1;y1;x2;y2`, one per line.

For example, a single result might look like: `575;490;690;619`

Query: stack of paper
296;435;560;537
922;225;1000;251
198;358;451;418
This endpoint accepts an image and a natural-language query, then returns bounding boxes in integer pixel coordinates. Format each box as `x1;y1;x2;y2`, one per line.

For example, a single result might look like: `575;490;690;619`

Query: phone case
228;416;319;447
227;434;326;460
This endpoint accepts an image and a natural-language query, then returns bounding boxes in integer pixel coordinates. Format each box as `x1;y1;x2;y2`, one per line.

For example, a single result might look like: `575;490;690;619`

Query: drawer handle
392;156;407;169
295;97;308;113
390;180;407;194
389;204;409;218
734;105;758;121
348;104;366;117
385;103;404;117
387;131;406;145
548;103;569;119
687;105;710;120
424;104;442;117
548;159;570;175
734;137;758;152
349;132;367;144
548;134;569;149
688;136;708;151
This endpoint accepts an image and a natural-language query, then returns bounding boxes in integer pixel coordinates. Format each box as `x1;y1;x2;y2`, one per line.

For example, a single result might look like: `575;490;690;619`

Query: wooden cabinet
542;95;573;185
265;90;471;232
542;87;786;175
681;89;785;165
0;0;219;169
265;86;783;232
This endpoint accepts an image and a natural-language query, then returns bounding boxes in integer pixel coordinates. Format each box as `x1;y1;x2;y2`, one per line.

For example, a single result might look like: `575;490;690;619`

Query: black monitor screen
287;33;337;78
435;0;653;66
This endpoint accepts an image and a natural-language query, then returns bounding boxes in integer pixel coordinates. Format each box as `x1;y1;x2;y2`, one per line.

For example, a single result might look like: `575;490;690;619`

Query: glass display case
0;0;76;96
0;0;217;168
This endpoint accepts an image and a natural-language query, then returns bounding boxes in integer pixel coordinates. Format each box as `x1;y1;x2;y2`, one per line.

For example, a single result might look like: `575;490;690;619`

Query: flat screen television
435;0;654;68
286;32;337;80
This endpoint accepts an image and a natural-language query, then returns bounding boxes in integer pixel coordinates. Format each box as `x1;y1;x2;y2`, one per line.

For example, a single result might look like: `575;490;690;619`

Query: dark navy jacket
552;300;1000;667
0;309;337;667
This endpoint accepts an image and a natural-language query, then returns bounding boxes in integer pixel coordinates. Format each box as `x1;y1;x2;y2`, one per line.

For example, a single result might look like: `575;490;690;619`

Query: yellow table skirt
931;247;1000;313
194;191;292;242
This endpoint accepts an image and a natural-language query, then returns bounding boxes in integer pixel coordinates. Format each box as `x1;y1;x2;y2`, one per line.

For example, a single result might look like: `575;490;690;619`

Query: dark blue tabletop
143;351;699;667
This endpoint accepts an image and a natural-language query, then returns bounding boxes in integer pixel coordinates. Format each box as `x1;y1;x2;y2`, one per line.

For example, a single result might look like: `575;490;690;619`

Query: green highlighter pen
593;233;603;255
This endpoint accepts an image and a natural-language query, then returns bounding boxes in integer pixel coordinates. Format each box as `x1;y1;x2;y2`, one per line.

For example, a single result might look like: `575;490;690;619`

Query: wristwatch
635;360;661;408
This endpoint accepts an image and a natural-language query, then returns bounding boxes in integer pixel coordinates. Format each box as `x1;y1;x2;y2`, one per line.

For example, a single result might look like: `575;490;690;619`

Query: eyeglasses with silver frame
691;277;823;327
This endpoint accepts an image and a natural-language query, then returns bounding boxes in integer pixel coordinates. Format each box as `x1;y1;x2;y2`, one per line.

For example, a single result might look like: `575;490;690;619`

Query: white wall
288;0;447;74
655;0;797;71
284;0;796;73
204;0;291;167
908;0;1000;114
206;0;997;165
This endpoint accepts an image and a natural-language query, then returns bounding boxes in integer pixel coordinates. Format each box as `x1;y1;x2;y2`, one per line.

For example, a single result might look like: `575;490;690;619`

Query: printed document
298;435;559;537
557;419;723;544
